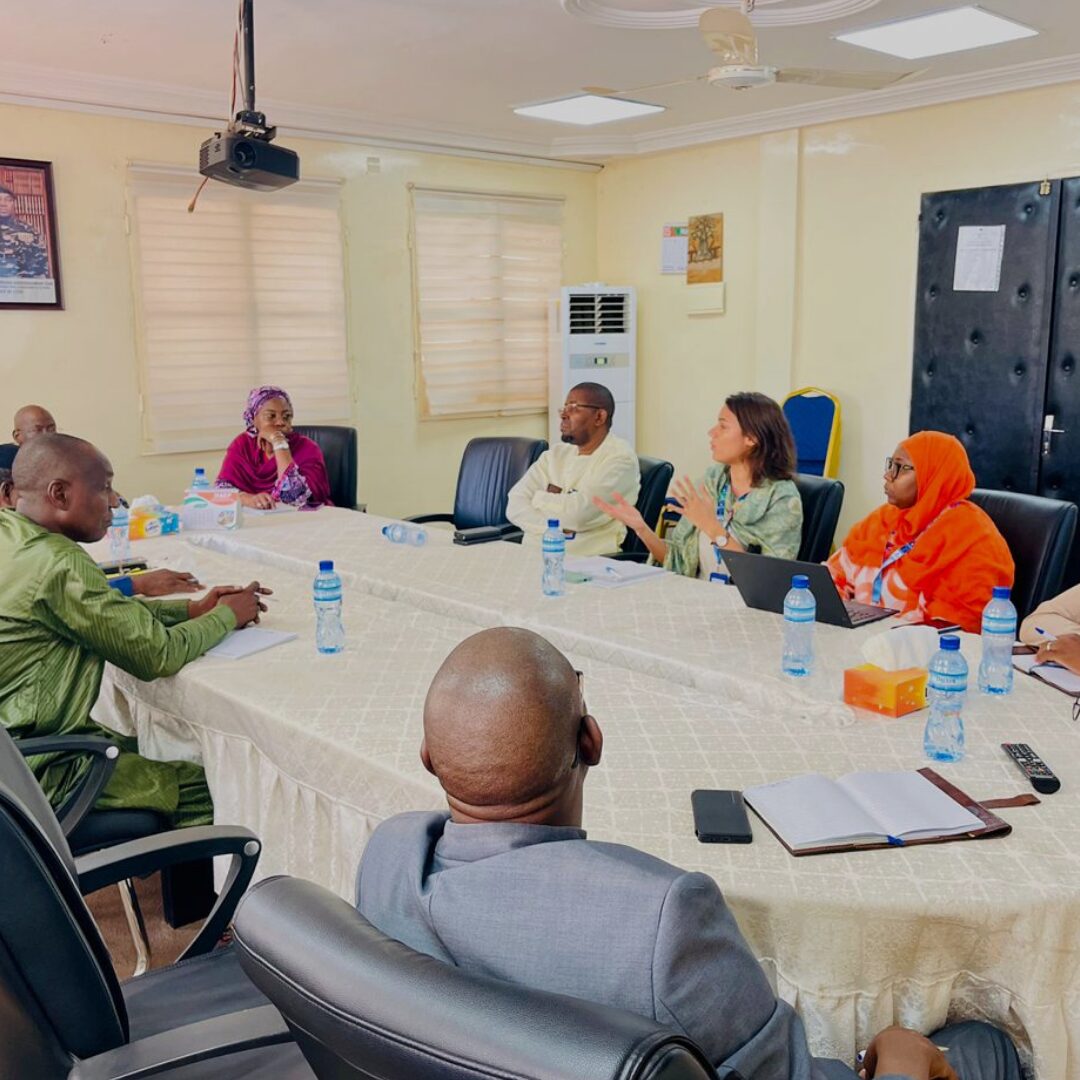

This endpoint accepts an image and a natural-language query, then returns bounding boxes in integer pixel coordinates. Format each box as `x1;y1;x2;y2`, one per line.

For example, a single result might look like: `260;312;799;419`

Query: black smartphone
691;789;753;844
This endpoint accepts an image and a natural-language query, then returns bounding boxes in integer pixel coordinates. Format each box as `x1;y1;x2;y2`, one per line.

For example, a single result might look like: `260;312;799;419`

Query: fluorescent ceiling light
514;94;664;126
835;6;1037;60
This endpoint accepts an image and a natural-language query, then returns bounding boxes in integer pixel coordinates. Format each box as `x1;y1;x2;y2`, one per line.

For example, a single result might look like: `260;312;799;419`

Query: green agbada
0;510;235;826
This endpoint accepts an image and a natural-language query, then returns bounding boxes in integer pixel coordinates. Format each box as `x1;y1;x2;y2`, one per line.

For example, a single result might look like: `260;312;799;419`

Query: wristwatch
713;529;729;549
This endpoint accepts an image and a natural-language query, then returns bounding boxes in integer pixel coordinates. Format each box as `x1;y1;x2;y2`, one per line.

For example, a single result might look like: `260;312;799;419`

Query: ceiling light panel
835;6;1037;60
514;94;665;126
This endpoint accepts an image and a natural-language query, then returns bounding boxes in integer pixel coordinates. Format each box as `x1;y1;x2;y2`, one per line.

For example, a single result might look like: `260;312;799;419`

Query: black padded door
910;181;1060;492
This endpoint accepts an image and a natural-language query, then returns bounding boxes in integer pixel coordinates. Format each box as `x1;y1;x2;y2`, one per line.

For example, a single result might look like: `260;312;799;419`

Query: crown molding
551;53;1080;157
2;53;1079;167
0;62;601;171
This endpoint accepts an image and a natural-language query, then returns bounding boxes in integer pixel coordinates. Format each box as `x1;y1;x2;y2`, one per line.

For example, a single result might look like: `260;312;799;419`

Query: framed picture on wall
0;158;63;309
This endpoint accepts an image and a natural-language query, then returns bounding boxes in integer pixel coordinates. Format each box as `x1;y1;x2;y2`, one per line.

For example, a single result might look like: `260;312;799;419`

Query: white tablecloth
93;510;1080;1077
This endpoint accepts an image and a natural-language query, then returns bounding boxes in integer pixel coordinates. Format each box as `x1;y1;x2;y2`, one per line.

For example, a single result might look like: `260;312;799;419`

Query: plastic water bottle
313;560;345;655
977;586;1017;695
924;635;967;762
190;467;211;491
542;519;566;598
107;506;131;562
381;523;427;546
781;574;816;677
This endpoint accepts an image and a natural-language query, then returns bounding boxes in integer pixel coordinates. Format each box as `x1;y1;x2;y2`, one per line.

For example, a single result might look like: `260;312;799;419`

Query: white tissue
129;494;162;510
860;625;939;672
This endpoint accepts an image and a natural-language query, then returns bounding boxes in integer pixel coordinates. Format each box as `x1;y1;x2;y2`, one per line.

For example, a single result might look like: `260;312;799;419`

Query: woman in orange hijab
828;431;1014;633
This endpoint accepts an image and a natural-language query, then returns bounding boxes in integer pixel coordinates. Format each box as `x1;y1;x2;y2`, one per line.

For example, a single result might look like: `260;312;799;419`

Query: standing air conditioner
551;285;637;448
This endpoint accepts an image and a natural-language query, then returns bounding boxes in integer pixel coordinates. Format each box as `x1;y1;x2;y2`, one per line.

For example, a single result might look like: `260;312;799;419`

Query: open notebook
743;768;1009;855
1013;652;1080;696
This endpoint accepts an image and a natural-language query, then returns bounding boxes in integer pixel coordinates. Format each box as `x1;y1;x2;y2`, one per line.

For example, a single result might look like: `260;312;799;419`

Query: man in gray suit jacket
356;628;1021;1080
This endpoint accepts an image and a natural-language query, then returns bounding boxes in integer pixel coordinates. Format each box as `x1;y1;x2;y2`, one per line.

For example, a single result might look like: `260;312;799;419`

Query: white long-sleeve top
505;434;641;556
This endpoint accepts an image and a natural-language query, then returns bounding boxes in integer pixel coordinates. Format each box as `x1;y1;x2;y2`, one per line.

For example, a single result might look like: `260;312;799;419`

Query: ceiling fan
586;1;919;97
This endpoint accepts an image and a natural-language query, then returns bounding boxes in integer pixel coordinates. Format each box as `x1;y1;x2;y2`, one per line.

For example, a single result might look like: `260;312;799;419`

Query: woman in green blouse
594;391;803;580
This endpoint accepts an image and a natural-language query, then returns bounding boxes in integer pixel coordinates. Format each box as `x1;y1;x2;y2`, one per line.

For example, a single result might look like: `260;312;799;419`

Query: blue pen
1034;627;1057;641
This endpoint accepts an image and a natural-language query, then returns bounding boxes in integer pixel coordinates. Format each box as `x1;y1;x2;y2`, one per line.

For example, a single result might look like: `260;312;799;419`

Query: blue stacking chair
782;388;841;478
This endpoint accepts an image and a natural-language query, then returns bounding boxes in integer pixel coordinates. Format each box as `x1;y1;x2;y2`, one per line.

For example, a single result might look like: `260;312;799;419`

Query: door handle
1042;414;1066;456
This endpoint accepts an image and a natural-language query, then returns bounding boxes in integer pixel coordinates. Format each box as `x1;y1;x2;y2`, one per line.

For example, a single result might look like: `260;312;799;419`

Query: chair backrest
453;437;548;530
968;489;1079;620
782;388;841;478
793;473;845;564
235;876;719;1080
294;424;358;510
0;728;128;1076
622;456;675;556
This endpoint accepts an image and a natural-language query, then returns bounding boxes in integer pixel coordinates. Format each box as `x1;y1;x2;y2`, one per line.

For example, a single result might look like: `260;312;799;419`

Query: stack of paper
563;556;666;590
205;627;299;659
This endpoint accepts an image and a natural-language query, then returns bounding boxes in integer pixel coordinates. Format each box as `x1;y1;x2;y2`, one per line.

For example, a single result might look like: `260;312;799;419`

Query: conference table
91;508;1080;1078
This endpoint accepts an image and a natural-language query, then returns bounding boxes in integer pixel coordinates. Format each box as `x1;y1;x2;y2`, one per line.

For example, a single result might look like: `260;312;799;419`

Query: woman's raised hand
670;475;716;534
593;491;645;533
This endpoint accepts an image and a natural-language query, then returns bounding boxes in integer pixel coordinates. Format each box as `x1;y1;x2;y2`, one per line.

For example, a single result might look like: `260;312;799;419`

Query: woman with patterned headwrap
828;430;1014;633
217;385;333;509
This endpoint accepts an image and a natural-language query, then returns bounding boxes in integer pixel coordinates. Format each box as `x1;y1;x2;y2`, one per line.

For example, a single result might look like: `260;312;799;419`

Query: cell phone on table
691;789;753;844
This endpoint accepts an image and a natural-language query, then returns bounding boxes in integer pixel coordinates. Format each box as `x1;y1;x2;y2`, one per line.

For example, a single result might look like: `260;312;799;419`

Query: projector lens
232;142;256;168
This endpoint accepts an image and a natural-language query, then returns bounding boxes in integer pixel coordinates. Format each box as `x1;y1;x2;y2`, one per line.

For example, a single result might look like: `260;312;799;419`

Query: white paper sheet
953;225;1006;292
205;627;299;659
661;223;689;274
564;555;666;589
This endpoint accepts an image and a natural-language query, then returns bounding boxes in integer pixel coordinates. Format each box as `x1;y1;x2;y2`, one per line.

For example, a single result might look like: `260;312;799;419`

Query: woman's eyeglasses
884;457;916;481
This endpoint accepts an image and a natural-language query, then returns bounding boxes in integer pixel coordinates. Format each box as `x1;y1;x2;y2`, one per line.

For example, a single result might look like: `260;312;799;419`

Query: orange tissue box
843;664;928;718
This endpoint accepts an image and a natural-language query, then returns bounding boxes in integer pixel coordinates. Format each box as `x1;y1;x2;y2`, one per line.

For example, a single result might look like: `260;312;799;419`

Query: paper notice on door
953;225;1006;292
661;223;689;274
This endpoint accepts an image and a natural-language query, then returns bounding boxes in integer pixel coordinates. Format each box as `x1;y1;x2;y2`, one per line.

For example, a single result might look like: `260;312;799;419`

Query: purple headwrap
244;385;293;435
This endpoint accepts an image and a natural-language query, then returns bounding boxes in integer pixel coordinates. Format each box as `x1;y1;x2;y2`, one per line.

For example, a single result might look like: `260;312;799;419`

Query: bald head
12;433;117;543
423;628;602;824
13;405;56;446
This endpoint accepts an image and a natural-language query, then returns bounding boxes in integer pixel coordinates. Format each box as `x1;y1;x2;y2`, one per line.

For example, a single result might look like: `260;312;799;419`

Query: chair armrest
75;825;261;959
354;502;367;513
603;550;648;563
404;512;454;524
17;735;120;837
67;1005;290;1080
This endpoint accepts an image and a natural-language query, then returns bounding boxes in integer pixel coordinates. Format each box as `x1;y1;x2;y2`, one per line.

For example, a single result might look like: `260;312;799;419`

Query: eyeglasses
884;457;916;481
1071;696;1080;723
560;402;602;416
572;670;587;768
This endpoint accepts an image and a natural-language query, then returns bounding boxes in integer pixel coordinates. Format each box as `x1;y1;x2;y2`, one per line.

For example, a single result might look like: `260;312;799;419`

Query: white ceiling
2;0;1079;164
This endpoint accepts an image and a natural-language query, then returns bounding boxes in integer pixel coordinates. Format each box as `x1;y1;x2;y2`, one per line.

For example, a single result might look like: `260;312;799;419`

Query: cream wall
0;102;597;516
599;81;1080;539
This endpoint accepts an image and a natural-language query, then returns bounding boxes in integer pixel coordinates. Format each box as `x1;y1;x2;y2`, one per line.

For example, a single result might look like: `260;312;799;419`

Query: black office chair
0;725;312;1079
615;455;675;561
793;473;845;564
235;875;722;1080
969;488;1078;621
407;436;547;543
294;424;359;510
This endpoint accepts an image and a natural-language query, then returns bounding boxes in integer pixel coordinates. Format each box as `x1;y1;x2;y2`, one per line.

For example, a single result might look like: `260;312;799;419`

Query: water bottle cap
319;560;334;572
791;574;809;589
992;586;1011;600
194;467;205;476
547;519;560;529
940;635;961;651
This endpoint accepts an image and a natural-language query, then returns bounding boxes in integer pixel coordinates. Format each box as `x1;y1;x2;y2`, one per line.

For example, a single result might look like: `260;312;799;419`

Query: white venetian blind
410;186;563;419
128;165;350;453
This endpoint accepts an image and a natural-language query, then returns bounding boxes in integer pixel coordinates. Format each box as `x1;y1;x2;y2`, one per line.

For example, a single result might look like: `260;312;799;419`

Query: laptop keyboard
843;601;895;625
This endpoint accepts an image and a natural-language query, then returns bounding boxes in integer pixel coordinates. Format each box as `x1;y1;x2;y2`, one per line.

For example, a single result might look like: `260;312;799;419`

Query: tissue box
180;488;240;532
844;664;927;718
129;507;179;539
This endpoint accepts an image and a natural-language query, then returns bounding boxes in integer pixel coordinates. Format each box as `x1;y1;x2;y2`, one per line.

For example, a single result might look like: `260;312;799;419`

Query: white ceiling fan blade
775;67;918;90
583;75;706;97
698;7;757;66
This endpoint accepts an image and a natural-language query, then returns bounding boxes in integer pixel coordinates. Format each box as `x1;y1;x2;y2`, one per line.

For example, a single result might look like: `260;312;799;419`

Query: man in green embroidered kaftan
0;434;268;827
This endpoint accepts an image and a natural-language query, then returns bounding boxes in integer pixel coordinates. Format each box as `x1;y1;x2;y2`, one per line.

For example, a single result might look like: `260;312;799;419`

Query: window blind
128;166;350;453
410;187;563;420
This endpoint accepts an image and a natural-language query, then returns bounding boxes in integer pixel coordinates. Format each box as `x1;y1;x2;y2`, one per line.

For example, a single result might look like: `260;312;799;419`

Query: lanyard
871;502;962;605
709;480;742;582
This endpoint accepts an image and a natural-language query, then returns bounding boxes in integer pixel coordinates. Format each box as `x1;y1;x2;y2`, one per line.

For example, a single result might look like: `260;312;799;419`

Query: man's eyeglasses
1071;696;1080;723
884;457;916;481
560;402;603;416
572;670;587;768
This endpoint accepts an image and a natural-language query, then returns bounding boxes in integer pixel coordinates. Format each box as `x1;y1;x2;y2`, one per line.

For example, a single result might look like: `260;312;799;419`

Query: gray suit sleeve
650;872;850;1080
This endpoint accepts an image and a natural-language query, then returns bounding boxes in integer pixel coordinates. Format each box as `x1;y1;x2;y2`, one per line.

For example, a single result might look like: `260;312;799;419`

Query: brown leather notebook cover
748;767;1012;857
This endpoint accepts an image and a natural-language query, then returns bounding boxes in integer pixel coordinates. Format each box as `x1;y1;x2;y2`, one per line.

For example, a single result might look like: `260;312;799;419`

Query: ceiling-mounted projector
199;0;299;191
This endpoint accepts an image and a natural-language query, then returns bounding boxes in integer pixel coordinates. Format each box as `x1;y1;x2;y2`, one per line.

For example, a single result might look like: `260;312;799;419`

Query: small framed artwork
0;158;63;309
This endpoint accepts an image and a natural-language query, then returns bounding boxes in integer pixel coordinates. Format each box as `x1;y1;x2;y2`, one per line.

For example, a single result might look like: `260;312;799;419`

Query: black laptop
721;550;897;629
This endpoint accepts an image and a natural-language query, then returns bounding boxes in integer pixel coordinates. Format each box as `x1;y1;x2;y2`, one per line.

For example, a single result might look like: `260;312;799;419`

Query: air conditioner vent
568;292;628;335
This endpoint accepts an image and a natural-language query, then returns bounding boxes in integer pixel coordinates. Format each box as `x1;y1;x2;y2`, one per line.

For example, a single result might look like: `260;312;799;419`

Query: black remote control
1001;743;1061;794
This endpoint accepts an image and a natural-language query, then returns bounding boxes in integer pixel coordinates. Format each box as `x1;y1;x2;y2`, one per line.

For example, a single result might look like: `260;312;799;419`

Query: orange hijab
839;431;1014;631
